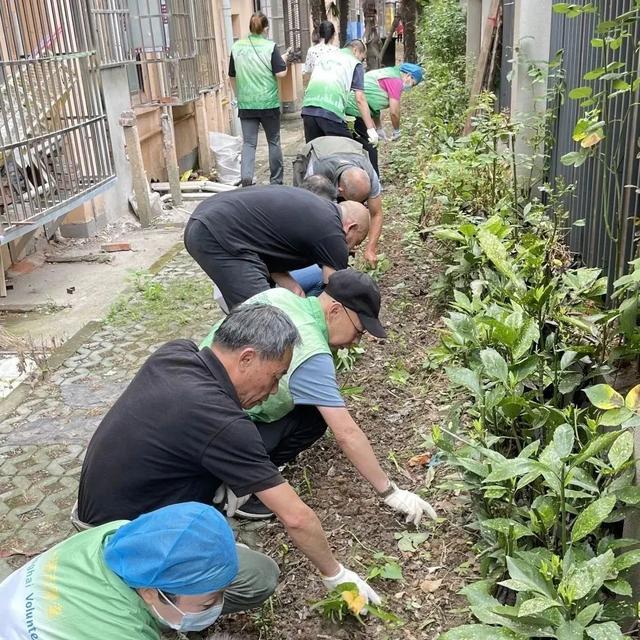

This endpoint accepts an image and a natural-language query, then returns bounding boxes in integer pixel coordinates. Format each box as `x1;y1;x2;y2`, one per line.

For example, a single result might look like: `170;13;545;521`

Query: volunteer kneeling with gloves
0;502;242;639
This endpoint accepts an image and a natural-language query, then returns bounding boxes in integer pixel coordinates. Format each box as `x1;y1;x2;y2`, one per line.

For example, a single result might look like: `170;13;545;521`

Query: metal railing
547;0;640;287
193;0;220;91
89;0;133;66
0;0;115;245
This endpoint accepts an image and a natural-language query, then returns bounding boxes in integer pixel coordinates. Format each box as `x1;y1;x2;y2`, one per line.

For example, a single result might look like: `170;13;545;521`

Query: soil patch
216;159;476;639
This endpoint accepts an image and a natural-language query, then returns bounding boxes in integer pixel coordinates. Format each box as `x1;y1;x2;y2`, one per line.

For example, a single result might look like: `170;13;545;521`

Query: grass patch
105;270;214;331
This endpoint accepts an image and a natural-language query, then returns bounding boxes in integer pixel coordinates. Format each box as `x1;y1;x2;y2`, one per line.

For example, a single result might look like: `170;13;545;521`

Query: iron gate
0;0;115;245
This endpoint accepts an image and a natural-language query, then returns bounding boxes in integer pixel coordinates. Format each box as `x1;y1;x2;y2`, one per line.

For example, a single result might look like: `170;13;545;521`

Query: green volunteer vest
345;66;402;117
302;47;361;121
201;289;331;423
231;35;280;110
1;521;161;640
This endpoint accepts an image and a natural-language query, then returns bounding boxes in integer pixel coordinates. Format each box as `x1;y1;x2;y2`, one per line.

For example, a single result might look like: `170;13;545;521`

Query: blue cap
104;502;238;595
400;62;424;84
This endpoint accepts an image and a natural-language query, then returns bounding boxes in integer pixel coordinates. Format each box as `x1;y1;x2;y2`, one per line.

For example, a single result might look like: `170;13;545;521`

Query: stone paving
0;119;305;580
0;250;221;579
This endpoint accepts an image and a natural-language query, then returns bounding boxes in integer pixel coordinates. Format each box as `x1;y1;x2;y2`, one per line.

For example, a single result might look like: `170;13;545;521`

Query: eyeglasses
342;304;365;336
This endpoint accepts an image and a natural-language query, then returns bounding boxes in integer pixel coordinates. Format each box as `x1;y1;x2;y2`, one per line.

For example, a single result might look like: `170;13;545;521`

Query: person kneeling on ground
202;269;438;527
184;185;370;309
0;502;254;639
76;304;382;609
293;135;383;267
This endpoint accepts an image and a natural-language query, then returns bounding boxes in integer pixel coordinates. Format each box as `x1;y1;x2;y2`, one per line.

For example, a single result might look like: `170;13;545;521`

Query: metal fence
0;0;115;245
254;0;311;55
547;0;640;286
89;0;133;66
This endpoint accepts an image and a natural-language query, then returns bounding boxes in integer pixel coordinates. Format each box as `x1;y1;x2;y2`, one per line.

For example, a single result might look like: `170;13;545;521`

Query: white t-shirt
303;43;338;74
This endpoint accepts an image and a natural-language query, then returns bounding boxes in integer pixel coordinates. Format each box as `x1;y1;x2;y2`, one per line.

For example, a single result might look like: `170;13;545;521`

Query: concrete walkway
0;118;305;580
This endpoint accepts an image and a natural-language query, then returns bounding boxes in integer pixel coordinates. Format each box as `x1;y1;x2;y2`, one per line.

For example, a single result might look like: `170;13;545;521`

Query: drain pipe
222;0;241;136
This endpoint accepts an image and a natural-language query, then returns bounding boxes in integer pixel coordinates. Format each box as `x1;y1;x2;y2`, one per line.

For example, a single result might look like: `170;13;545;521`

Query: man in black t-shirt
76;304;381;613
183;185;370;310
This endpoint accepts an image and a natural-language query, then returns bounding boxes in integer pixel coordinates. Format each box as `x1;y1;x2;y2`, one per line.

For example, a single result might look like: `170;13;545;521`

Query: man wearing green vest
345;63;424;175
302;39;379;147
0;501;267;639
229;13;291;187
203;269;438;527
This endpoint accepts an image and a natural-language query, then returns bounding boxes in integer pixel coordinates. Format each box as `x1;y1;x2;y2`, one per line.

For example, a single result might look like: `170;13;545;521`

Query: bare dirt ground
216;156;477;640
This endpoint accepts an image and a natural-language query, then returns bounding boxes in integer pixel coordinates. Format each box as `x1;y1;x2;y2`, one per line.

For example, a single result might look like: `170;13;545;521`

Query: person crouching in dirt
0;502;242;639
75;304;383;612
201;269;438;527
293;135;384;268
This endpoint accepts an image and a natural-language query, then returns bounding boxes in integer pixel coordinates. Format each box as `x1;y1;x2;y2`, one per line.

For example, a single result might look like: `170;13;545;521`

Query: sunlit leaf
584;384;624;409
608;430;633;470
571;495;617;541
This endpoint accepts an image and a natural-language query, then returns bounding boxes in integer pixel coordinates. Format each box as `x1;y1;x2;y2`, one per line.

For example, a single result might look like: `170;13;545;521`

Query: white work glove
213;484;251;518
366;127;379;147
383;482;437;526
391;128;401;141
321;564;381;610
376;127;388;141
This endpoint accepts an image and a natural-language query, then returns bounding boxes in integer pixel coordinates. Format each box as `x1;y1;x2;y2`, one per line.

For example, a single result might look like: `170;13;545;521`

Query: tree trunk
310;0;327;31
403;0;417;62
338;0;349;45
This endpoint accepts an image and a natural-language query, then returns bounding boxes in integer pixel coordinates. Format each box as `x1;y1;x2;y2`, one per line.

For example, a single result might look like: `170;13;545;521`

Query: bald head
338;167;371;203
339;200;370;249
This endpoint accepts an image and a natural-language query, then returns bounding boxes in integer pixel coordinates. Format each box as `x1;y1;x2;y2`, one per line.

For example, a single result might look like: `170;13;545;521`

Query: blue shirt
289;354;345;407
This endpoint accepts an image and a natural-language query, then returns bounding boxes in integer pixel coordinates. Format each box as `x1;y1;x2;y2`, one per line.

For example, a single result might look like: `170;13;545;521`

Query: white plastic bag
209;132;242;185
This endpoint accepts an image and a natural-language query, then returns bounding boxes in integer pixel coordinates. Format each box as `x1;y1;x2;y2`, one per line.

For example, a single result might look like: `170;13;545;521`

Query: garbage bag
209;132;241;185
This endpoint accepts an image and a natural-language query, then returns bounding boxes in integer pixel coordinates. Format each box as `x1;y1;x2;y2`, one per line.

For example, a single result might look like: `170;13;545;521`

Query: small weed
366;552;404;582
334;345;365;372
388;362;410;386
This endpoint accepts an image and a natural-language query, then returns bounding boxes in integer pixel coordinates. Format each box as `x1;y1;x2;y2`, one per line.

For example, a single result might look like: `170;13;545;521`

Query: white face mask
152;591;224;632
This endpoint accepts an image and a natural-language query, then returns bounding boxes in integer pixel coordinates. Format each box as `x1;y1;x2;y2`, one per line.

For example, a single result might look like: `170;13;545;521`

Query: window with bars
89;0;133;66
0;0;115;245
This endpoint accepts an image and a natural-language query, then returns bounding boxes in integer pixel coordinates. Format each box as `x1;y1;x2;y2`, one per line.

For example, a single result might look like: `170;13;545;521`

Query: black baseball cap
325;268;387;338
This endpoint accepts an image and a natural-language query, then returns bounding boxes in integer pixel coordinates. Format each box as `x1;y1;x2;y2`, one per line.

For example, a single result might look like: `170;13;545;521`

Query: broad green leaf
584;67;605;80
556;621;585;640
517;597;561;618
456;457;489;478
394;531;428;553
560;350;578;370
481;518;535;540
553;424;575;459
498;579;537;592
559;373;584;395
584;384;624;409
484;458;538;483
573;431;623;466
380;562;403;580
569;86;593;99
585;622;624;640
571;496;617;541
599;407;633;426
530;495;558;532
604;578;632;596
614;485;640;504
439;625;526;640
513;317;540;360
608;430;633;470
434;228;465;242
480;348;509;384
624;384;640;412
477;229;525;289
613;549;640;571
445;367;482;397
576;603;601;626
506;557;555;598
561;150;589;167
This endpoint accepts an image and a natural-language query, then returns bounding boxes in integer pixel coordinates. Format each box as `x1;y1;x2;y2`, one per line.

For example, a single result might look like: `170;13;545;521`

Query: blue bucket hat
104;502;238;595
400;62;424;84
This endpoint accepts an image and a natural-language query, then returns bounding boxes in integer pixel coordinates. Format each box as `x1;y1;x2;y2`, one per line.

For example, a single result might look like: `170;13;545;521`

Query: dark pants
240;113;283;185
184;218;270;309
353;116;379;176
256;405;328;467
302;114;352;143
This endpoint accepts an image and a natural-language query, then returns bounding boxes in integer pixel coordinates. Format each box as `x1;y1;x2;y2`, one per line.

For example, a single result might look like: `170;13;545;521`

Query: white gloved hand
383;483;437;526
321;564;381;610
376;127;388;141
213;484;251;518
366;127;379;147
391;128;401;141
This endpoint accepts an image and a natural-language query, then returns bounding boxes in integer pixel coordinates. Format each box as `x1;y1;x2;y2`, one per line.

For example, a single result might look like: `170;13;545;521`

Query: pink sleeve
378;77;403;101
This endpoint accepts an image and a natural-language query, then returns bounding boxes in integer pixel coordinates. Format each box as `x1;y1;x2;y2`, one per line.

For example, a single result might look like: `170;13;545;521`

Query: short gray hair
301;175;337;201
213;303;300;360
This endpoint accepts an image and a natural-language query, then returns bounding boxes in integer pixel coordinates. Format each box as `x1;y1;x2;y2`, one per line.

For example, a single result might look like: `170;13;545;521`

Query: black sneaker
234;495;274;520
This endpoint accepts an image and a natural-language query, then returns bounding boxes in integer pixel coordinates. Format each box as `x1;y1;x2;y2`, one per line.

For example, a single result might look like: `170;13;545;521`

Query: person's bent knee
252;552;280;602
